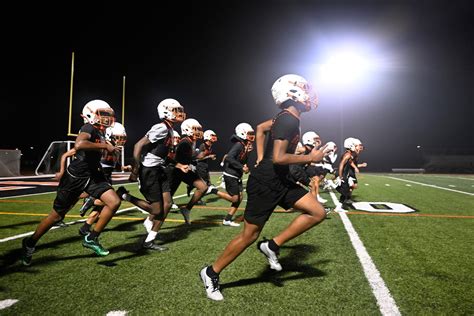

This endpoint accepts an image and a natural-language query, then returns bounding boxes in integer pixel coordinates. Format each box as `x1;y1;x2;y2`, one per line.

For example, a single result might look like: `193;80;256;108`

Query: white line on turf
448;185;456;187
0;299;19;310
385;184;390;187
0;192;191;244
405;184;411;187
386;176;474;196
106;311;128;316
329;191;401;316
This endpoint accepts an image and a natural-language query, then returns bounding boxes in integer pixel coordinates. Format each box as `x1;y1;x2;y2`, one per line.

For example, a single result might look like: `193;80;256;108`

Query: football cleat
257;239;282;271
200;266;224;301
82;234;109;256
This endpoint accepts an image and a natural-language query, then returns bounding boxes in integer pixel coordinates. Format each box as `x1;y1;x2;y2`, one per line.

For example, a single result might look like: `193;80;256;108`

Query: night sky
1;1;473;172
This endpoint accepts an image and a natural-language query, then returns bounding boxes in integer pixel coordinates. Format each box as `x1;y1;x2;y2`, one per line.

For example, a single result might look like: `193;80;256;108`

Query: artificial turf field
0;173;473;315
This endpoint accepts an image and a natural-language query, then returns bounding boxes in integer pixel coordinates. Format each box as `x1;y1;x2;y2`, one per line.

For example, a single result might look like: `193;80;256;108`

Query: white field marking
329;191;401;316
365;183;370;186
419;175;474;181
448;185;456;187
0;192;191;243
405;184;412;187
386;176;474;196
385;184;390;187
0;299;19;310
106;311;128;316
0;182;138;200
0;206;137;243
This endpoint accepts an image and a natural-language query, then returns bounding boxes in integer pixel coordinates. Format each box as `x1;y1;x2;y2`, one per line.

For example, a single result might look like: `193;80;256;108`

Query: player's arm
74;132;115;153
357;162;367;168
338;152;351;178
226;143;244;171
55;148;77;180
255;119;272;166
129;135;150;181
273;140;328;165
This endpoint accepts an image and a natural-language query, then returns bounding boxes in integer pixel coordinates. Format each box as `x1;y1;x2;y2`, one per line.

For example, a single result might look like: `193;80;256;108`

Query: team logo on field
352;202;417;213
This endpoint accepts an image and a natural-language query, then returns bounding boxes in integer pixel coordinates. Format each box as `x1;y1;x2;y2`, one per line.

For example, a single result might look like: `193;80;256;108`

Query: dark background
1;1;473;173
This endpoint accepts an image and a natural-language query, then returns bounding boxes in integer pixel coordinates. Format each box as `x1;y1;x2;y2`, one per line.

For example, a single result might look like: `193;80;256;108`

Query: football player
116;98;185;251
186;129;218;205
219;123;255;227
21;100;122;265
335;137;362;207
77;122;131;236
163;118;213;225
200;74;330;301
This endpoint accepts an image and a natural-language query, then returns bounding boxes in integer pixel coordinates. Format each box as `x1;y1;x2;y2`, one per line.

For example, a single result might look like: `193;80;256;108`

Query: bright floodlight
319;51;372;86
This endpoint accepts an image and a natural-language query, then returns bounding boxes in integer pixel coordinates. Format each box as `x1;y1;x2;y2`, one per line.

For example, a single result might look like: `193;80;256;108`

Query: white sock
145;231;158;243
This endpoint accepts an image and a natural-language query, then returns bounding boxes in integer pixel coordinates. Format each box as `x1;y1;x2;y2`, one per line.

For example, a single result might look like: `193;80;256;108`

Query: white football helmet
81;99;115;127
173;130;181;146
203;130;218;142
271;74;317;111
157;98;186;122
105;122;127;146
325;141;337;152
181;118;203;139
302;131;321;147
344;137;357;151
235;123;255;141
353;138;364;152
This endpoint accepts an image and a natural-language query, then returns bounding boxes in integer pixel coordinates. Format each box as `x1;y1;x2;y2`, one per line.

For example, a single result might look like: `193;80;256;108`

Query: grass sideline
0;173;473;314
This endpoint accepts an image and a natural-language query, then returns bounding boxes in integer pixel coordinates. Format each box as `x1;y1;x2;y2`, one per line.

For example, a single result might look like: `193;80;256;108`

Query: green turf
0;173;473;314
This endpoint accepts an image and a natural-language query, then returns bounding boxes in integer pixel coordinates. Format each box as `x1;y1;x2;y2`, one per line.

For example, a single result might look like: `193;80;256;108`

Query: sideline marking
329;191;401;316
386;176;474;196
0;299;19;310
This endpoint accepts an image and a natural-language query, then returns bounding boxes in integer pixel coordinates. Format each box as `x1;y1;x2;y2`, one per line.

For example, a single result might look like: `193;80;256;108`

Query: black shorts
196;164;210;186
102;167;113;184
244;174;308;226
53;168;112;215
138;165;170;203
167;166;202;196
224;175;243;196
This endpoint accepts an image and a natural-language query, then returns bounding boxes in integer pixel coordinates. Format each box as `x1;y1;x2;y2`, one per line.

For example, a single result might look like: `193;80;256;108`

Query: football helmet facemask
235;123;255;142
81;99;115;127
181;118;203;140
157;98;186;122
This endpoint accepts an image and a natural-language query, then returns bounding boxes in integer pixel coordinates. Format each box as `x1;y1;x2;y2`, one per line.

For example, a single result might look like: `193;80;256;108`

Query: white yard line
0;299;19;310
0;192;191;244
329;191;401;316
386;176;474;196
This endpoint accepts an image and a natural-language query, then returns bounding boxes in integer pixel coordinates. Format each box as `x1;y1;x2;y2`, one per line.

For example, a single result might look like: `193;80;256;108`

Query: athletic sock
145;231;157;243
211;188;218;195
224;214;233;221
268;239;280;252
206;265;219;278
25;237;37;248
82;223;92;231
88;230;100;240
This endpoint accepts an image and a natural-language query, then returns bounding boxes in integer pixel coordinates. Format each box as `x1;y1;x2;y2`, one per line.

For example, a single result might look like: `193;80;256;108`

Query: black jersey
197;142;213;166
224;135;251;178
341;151;355;179
254;110;301;190
68;123;105;177
175;136;196;165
